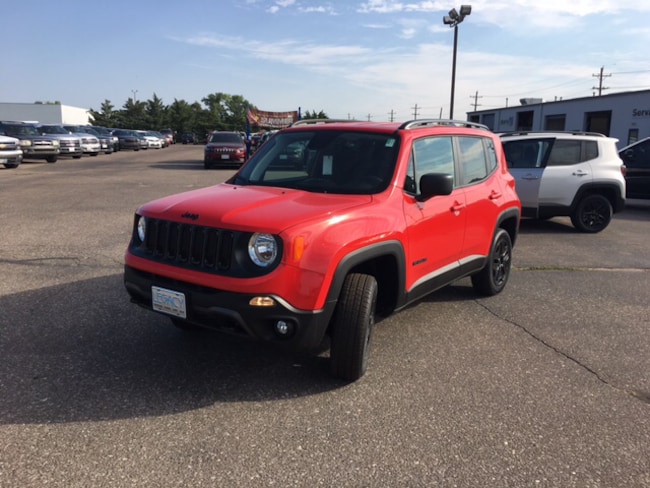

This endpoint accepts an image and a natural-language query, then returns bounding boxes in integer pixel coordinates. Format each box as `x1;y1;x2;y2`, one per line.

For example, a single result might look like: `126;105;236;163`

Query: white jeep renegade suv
501;131;626;233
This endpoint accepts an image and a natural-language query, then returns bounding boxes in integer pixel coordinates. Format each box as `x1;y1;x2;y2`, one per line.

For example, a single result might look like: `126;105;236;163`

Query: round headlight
137;216;147;242
248;233;278;267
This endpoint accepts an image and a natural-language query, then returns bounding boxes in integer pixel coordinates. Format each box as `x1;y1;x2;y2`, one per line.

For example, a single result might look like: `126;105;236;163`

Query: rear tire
330;273;377;381
570;194;612;233
471;228;513;296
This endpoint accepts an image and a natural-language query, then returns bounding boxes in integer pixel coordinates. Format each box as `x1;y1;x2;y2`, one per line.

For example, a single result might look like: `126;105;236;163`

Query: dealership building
467;89;650;148
0;102;91;126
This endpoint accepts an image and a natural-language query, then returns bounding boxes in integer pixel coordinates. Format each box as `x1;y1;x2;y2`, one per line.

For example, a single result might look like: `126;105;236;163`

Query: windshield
5;124;39;137
209;133;243;144
231;130;399;195
40;125;68;135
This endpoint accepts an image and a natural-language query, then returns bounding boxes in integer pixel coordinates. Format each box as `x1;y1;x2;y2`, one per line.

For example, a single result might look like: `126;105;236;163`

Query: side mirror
417;173;454;201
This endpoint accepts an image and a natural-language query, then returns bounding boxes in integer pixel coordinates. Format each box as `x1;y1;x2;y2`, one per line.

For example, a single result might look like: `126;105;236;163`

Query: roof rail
499;130;606;137
290;119;356;127
399;119;489;130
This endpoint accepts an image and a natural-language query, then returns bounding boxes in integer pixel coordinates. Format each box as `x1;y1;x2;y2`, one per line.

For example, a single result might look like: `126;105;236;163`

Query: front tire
46;156;57;163
471;228;513;296
330;273;377;381
570;194;612;233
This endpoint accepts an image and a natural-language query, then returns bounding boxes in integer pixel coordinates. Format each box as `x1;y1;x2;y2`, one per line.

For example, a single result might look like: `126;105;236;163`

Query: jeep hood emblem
181;212;199;221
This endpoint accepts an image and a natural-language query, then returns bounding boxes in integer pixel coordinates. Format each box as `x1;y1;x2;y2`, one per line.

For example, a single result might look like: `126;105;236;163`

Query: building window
545;115;566;131
627;128;639;145
585;111;612;136
516;111;534;131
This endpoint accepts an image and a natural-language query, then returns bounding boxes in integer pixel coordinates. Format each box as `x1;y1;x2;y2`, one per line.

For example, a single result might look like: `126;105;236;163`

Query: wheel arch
570;182;625;214
496;206;521;247
325;240;406;320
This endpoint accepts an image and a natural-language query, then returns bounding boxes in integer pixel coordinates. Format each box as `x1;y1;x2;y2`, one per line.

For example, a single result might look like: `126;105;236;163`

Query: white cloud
356;0;650;31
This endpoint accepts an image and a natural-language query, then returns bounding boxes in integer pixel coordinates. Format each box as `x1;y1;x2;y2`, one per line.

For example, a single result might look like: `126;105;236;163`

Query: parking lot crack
476;300;649;405
0;257;83;266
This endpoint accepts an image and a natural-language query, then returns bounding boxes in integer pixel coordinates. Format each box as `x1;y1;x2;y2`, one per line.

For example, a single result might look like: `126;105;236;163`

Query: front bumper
124;265;332;351
204;152;246;163
0;149;23;166
22;147;59;158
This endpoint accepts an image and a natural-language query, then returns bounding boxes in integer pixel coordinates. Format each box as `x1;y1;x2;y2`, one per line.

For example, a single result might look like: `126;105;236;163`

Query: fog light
274;320;293;336
249;296;276;307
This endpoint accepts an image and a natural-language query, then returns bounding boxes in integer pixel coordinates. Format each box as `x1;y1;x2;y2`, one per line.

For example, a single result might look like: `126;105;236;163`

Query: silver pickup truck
0;121;60;163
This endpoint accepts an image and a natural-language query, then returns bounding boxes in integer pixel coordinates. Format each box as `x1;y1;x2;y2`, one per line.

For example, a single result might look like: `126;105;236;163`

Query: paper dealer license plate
151;286;186;318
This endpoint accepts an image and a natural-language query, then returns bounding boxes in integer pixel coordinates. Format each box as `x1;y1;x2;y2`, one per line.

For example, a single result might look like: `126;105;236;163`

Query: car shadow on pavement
0;274;341;425
148;161;207;171
517;217;576;234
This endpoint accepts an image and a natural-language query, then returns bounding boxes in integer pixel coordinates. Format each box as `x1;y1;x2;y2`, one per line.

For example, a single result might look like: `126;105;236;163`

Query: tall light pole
131;89;138;103
443;5;471;119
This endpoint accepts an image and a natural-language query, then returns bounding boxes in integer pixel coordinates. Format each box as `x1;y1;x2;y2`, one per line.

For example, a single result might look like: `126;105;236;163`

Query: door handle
489;190;502;200
450;201;465;213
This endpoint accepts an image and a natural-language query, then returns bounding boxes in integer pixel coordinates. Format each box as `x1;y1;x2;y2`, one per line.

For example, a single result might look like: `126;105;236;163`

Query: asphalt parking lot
1;146;649;487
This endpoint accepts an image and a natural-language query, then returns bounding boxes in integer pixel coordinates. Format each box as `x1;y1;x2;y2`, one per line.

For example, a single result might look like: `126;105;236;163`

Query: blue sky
3;0;650;121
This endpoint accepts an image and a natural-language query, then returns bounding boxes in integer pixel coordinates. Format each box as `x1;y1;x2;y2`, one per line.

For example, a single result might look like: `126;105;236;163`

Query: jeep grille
141;218;234;271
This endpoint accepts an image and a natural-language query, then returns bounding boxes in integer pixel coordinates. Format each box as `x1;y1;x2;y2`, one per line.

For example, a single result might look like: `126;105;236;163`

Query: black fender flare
324;240;407;317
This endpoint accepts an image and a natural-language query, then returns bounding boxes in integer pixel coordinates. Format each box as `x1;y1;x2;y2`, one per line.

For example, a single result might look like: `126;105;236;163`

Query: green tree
167;99;200;137
89;100;119;127
145;93;167;130
121;98;148;130
302;110;329;119
202;92;254;131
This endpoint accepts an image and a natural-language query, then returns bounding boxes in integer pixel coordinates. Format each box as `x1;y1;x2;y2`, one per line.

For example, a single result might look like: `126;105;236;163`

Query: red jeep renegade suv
124;119;521;381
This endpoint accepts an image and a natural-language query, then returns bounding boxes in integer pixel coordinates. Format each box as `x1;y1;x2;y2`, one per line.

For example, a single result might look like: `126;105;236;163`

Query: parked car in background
181;132;198;144
63;126;100;156
204;131;247;168
159;128;175;145
91;126;120;152
111;129;142;151
136;130;163;149
149;131;169;147
0;121;60;163
501;131;626;233
64;125;113;155
0;134;23;168
37;124;82;159
618;137;650;199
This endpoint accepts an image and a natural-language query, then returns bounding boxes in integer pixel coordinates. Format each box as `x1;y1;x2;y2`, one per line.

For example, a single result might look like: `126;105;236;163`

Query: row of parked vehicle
0;121;175;168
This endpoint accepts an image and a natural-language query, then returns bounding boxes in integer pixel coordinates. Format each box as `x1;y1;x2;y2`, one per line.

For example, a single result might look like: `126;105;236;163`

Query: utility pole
470;90;482;111
388;110;396;122
411;103;420;120
592;66;611;96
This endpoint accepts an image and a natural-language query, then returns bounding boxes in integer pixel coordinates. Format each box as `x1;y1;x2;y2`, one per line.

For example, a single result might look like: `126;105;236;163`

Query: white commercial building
0;102;91;126
467;89;650;148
